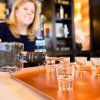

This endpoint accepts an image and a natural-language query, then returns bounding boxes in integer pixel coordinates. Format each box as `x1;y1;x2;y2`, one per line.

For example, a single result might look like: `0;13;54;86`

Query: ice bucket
0;42;24;72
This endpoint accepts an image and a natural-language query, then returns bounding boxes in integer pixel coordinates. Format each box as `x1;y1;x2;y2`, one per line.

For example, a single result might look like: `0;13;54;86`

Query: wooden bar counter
12;66;100;100
0;66;100;100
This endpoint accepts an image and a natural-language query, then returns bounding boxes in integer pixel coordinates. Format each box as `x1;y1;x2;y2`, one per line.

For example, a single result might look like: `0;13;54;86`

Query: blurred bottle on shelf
64;13;68;18
64;24;69;38
60;5;64;19
45;27;49;38
36;26;43;39
35;39;46;53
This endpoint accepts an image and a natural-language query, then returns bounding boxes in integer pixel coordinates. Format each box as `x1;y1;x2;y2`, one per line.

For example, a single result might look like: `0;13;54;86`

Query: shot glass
75;57;87;72
91;58;100;76
86;60;92;71
45;56;59;72
59;57;70;65
56;64;74;91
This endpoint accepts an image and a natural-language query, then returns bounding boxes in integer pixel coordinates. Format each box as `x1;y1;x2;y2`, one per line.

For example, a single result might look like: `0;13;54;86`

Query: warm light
74;2;82;21
76;2;81;9
76;13;82;21
40;14;46;22
74;0;90;50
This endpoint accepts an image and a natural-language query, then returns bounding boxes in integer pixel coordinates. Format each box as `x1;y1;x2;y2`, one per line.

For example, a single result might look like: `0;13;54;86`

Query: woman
0;0;40;67
0;0;39;51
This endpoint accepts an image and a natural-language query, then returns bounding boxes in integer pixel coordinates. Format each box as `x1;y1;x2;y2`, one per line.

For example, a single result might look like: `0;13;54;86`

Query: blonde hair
6;0;40;41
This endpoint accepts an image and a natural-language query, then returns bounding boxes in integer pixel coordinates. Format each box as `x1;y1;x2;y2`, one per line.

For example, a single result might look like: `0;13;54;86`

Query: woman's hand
21;51;27;56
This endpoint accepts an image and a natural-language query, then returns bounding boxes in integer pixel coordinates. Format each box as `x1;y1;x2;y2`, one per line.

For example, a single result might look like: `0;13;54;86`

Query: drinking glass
86;60;92;71
56;63;74;91
0;42;24;73
75;57;87;72
91;58;100;76
45;56;59;72
59;57;70;65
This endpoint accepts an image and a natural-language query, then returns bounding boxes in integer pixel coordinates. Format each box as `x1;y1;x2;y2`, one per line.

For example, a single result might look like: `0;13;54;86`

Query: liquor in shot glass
56;64;74;91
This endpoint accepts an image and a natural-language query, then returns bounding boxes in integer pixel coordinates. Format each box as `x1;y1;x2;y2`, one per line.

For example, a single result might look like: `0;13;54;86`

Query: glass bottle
64;24;69;38
60;5;64;19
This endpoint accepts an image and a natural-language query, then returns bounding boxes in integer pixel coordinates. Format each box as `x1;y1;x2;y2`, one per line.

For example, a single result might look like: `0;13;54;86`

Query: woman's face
15;2;35;26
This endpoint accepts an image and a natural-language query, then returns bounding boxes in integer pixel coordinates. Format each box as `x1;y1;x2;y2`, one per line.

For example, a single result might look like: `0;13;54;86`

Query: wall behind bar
90;0;100;56
74;0;90;51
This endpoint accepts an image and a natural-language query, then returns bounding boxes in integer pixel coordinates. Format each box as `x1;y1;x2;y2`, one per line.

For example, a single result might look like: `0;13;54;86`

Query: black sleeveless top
0;22;36;51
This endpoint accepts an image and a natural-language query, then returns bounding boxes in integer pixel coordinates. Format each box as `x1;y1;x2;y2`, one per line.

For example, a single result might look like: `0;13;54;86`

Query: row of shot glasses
44;56;100;91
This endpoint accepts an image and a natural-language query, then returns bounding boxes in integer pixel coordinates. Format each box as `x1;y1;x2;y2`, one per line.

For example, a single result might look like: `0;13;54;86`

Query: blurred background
0;0;100;61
